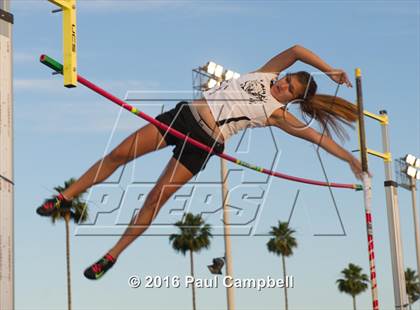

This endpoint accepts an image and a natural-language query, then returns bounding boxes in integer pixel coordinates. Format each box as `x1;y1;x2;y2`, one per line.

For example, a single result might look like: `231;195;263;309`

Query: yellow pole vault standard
48;0;77;87
362;105;391;162
363;110;388;125
356;68;409;309
355;68;379;310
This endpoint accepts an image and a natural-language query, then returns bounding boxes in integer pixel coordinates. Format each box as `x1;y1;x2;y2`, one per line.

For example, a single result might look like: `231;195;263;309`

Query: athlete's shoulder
243;71;278;79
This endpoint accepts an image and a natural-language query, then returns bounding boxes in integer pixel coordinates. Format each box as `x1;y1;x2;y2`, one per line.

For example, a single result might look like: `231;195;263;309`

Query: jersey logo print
240;79;268;103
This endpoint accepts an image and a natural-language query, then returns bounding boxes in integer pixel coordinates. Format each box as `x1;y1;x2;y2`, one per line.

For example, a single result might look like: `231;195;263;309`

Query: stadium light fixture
398;153;420;282
404;154;420;179
224;70;234;80
405;154;416;166
224;70;241;81
206;78;218;89
407;166;417;178
214;64;224;78
205;61;217;75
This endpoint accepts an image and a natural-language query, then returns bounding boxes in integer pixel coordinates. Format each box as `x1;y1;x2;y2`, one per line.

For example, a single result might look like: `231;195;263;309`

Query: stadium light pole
193;61;240;310
0;1;14;309
397;154;420;277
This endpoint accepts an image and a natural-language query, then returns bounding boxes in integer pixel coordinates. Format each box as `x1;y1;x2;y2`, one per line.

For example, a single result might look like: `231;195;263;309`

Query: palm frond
405;268;420;304
266;221;297;257
336;263;369;297
170;213;213;256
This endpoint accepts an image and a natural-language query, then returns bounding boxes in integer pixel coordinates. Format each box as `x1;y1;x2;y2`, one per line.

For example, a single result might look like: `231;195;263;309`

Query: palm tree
336;263;369;310
266;221;297;310
50;178;89;310
405;268;420;310
169;213;212;310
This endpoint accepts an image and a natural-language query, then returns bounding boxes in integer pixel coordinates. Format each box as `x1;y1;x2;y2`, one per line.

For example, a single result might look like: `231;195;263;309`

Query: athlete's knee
145;185;174;206
107;147;130;165
141;190;165;221
145;187;163;206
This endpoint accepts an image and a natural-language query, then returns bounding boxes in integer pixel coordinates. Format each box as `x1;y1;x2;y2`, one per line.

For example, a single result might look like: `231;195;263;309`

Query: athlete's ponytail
293;71;358;141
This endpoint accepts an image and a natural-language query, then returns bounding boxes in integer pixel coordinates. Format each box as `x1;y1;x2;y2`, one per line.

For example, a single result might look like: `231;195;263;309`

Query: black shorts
154;101;225;175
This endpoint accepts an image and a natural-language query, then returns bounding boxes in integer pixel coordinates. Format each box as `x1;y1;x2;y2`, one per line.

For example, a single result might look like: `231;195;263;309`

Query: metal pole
355;68;379;310
221;158;235;310
380;110;409;309
409;177;420;277
0;0;14;309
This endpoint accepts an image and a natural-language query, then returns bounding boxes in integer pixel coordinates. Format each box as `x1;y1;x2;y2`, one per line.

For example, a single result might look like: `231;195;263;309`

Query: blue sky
10;1;420;309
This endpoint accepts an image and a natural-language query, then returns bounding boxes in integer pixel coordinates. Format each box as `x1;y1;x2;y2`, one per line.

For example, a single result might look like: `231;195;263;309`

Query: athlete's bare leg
108;157;194;259
62;124;167;200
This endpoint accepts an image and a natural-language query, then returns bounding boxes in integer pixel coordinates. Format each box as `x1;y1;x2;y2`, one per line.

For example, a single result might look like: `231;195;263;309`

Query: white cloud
77;0;185;12
78;0;245;14
15;99;167;134
366;4;420;17
99;80;161;93
12;0;185;13
13;52;39;64
14;77;165;134
14;78;160;94
14;78;65;92
12;0;246;14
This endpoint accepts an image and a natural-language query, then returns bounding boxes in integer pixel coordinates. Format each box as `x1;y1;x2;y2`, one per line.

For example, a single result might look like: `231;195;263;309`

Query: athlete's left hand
348;157;363;180
348;156;372;180
327;69;352;88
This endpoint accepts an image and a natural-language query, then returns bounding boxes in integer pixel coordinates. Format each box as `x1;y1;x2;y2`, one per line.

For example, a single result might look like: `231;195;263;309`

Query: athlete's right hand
328;68;353;88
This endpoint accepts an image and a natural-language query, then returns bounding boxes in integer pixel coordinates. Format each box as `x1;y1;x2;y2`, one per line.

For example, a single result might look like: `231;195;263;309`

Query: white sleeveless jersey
203;72;285;140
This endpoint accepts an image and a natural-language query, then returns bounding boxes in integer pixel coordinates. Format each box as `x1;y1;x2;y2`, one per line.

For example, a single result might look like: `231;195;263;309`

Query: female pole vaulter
36;45;363;280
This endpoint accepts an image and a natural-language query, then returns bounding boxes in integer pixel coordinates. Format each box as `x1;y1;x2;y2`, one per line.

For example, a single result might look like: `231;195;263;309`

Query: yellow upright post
48;0;77;87
355;68;379;310
355;68;409;309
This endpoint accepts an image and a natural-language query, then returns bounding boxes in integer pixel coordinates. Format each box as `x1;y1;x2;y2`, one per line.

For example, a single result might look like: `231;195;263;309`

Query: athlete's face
270;74;304;103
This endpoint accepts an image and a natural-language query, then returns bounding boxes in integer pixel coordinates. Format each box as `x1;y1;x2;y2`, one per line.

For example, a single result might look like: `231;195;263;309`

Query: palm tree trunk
352;295;356;310
281;255;288;310
64;212;72;310
189;250;197;310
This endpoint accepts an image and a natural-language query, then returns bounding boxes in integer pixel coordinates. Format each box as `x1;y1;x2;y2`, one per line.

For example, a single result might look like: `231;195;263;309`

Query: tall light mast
0;0;14;309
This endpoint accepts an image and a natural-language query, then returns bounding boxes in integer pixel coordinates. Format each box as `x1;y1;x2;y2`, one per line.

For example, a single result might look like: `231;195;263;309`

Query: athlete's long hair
293;71;358;141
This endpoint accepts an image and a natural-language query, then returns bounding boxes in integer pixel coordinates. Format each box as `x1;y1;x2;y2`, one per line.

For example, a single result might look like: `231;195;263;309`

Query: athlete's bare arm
267;108;363;179
257;45;352;87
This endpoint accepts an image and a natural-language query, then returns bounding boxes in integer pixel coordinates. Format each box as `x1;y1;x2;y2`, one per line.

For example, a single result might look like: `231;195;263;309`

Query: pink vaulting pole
40;54;362;190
